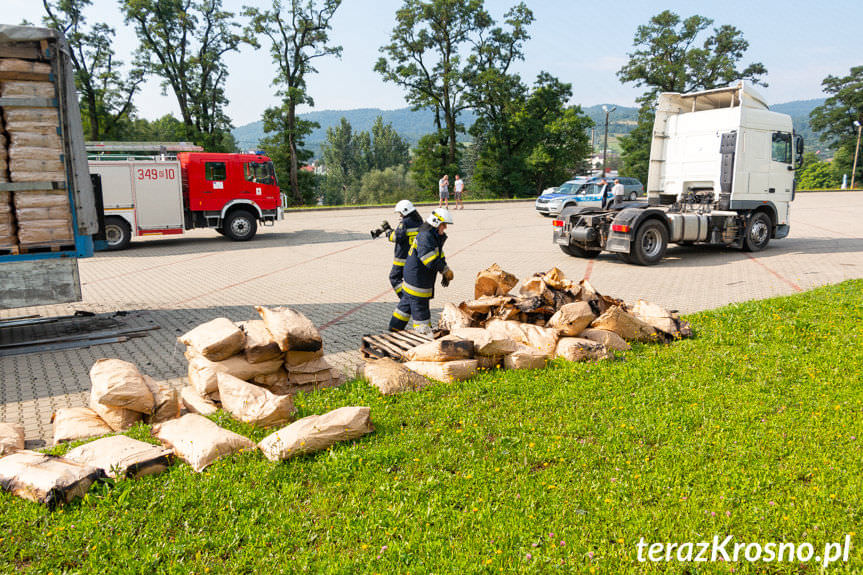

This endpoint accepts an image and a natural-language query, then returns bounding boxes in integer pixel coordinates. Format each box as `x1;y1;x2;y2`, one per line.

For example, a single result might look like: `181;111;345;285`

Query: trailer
553;81;804;265
88;146;282;250
0;25;99;310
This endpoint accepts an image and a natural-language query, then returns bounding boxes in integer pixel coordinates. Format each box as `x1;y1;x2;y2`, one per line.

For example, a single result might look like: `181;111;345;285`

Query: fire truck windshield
244;161;276;185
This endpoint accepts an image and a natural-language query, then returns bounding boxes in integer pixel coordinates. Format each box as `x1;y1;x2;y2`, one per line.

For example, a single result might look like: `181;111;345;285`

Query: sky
5;0;863;127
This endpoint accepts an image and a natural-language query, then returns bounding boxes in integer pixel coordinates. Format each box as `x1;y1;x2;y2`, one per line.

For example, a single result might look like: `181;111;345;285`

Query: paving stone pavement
2;192;862;445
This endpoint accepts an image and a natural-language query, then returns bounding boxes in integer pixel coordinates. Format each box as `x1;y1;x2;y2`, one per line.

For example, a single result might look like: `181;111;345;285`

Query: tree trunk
86;90;99;141
288;103;301;205
447;111;457;167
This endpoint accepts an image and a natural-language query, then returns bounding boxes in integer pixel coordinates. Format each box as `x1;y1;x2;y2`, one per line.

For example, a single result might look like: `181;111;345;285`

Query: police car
534;177;589;216
536;177;643;215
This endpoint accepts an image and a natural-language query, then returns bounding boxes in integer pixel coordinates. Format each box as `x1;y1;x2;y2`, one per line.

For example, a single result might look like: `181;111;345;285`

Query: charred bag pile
365;263;692;392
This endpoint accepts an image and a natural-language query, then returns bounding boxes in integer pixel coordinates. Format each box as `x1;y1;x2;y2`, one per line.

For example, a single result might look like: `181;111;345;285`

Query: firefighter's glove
441;267;454;287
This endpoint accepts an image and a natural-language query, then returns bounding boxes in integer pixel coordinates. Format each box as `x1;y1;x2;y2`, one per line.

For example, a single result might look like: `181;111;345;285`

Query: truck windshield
245;161;276;185
558;182;584;195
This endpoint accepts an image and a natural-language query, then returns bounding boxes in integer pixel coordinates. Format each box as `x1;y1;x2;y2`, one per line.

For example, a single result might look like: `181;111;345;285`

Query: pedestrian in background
611;178;625;209
438;174;449;208
598;178;610;209
454;174;465;210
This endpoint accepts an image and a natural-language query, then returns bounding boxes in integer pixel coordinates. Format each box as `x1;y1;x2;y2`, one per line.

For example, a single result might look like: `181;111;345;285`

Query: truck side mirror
794;135;805;169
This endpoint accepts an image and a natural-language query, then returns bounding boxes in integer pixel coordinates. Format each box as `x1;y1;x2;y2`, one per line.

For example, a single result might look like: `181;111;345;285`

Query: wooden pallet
0;246;20;256
17;242;74;254
361;330;434;361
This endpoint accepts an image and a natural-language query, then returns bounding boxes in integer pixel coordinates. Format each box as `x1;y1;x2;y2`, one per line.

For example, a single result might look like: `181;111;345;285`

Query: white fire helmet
427;207;454;228
394;199;415;216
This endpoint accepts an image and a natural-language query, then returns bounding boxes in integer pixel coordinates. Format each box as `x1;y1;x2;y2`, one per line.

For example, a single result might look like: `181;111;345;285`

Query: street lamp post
852;120;862;189
602;105;616;177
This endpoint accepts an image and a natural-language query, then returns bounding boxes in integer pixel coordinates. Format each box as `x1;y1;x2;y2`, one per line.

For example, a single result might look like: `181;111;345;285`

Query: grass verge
1;280;862;573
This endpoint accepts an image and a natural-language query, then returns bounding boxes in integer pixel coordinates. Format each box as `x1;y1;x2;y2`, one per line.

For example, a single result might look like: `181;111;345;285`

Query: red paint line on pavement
82;252;219;286
319;228;501;331
584;259;594;281
319;288;393;331
745;253;803;292
176;242;367;305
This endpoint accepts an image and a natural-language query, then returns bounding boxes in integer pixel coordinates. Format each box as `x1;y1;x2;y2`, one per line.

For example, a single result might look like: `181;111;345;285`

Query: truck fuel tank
667;213;710;243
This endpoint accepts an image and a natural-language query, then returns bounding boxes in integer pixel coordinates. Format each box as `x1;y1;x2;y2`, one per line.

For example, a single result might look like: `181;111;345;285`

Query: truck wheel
743;212;771;252
223;210;257;241
631;219;668;265
103;216;132;251
560;244;601;258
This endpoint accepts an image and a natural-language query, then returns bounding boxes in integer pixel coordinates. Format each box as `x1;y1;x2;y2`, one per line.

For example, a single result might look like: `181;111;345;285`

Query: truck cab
179;152;281;240
553;82;803;265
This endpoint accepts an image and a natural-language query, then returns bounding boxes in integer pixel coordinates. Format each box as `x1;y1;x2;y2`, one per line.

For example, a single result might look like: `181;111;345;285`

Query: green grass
2;280;862;573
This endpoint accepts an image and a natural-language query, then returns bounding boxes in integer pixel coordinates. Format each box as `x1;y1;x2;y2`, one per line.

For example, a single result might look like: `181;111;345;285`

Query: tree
527;106;593;194
617;10;767;185
617;111;653;184
42;0;145;140
376;0;532;168
810;66;863;184
258;103;319;205
411;132;459;197
321;118;370;204
244;0;342;205
121;0;246;151
370;116;410;171
618;10;766;101
471;73;592;196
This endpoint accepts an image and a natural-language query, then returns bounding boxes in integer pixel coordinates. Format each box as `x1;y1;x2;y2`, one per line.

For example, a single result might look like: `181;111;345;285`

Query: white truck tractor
553;81;804;265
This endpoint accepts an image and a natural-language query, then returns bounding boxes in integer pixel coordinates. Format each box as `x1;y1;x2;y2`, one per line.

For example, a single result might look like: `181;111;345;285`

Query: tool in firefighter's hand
370;220;393;239
441;266;454;287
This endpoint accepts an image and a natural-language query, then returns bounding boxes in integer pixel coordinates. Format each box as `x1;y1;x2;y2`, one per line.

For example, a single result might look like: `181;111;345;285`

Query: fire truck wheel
104;216;132;251
223;210;257;241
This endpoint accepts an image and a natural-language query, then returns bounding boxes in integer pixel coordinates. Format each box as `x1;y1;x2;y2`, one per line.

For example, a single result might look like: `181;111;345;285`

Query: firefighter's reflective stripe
403;282;433;298
420;248;440;265
406;227;420;238
388;230;396;242
412;319;431;329
392;257;406;267
392;308;410;321
393;282;403;293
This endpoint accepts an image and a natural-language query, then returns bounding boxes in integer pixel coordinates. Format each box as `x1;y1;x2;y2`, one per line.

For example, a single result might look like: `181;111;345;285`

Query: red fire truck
87;143;283;250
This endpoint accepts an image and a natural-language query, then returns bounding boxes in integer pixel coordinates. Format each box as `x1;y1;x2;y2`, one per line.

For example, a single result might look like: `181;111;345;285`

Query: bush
797;160;839;189
358;166;417;204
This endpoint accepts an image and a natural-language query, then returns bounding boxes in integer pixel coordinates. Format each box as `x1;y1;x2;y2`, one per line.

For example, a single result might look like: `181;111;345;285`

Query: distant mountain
773;98;825;149
232;98;826;156
232;108;478;156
